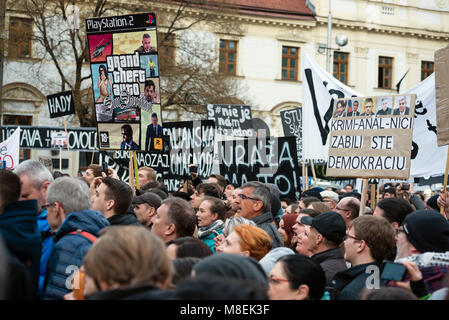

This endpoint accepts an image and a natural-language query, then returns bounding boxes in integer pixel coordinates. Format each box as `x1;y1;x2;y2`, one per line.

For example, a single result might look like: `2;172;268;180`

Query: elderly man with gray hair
234;181;284;248
42;177;109;300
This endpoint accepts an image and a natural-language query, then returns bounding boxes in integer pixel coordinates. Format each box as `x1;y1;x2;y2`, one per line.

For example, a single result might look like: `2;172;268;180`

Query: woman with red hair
216;224;271;261
278;213;298;250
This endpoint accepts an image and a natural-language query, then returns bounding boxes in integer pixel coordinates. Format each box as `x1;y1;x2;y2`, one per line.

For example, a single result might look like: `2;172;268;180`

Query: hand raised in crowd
188;164;198;180
90;176;103;196
395;260;423;291
437;191;449;219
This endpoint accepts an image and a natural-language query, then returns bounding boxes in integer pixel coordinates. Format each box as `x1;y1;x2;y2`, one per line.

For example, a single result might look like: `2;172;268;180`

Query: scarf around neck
198;219;224;239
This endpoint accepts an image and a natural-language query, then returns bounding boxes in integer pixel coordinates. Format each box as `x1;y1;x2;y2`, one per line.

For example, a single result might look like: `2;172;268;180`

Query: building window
158;32;175;71
3;115;32;161
219;40;237;76
333;52;349;84
421;61;434;81
8;17;33;58
378;56;393;89
282;46;299;81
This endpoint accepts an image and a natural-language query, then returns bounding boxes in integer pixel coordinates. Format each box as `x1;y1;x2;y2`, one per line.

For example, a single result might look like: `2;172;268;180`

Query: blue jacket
0;200;41;299
37;209;54;298
43;210;110;300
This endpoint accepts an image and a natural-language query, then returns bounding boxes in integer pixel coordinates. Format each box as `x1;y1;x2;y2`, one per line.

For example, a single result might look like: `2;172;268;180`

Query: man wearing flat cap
301;211;348;285
132;192;162;229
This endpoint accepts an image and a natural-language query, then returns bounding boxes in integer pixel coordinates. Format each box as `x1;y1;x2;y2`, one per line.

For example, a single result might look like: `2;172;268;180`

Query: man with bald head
335;196;360;228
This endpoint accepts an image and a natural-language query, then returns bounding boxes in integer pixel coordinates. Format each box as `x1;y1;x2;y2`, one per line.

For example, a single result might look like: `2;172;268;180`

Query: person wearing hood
0;170;41;299
196;197;225;253
234;181;283;248
43;177;110;300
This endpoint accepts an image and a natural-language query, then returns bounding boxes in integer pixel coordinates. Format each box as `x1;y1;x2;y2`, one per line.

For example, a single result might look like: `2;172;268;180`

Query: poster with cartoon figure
86;13;162;150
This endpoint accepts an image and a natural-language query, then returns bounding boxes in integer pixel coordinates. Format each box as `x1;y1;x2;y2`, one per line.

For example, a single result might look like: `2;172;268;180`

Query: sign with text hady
207;104;254;137
219;136;302;199
280;108;302;163
47;91;75;118
435;44;449;147
326;94;416;179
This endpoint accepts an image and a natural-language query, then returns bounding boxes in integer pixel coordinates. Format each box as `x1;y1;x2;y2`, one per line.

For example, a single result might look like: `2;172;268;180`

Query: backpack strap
69;229;97;243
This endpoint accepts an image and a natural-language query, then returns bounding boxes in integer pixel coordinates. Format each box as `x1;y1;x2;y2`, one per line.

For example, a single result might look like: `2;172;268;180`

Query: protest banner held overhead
47;91;75;119
86;12;162;151
435;44;449;147
326;94;416;179
280;108;302;164
207;104;254;137
219;136;302;199
0;127;20;170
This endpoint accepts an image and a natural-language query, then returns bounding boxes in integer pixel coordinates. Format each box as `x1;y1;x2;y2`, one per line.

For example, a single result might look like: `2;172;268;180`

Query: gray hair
222;216;256;238
47;177;91;215
241;181;272;213
14;160;54;189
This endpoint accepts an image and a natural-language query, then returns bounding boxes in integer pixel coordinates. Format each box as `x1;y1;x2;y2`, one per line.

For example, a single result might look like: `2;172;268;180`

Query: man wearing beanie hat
132;192;162;229
301;211;348;285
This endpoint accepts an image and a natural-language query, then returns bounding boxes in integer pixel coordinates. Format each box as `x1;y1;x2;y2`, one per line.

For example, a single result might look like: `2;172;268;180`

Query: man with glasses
43;177;110;300
330;215;395;300
300;211;347;285
320;190;339;211
234;181;283;248
335;196;360;228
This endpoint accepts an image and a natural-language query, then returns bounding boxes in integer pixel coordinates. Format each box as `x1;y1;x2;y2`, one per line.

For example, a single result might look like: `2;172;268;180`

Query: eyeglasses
269;275;290;285
238;193;260;202
395;226;405;236
42;202;56;209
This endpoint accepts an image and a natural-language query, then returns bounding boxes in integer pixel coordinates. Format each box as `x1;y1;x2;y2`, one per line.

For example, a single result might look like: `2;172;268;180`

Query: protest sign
47;91;75;118
0;127;20;170
51;131;68;148
1;125;97;151
219;136;301;199
86;12;162;151
326;94;416;179
162;120;215;192
435;44;449;147
206;104;254;137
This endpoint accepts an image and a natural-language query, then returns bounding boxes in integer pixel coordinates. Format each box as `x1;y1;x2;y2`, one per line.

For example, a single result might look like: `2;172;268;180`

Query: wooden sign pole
63;117;72;175
370;183;376;209
129;150;135;195
133;151;140;190
441;148;449;216
310;159;318;187
302;159;306;192
359;179;369;216
59;147;62;171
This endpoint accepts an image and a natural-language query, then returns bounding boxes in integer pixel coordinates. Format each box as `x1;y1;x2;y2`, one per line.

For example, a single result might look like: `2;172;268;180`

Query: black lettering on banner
280;108;303;164
426;120;437;135
414;100;427;118
207;104;254;137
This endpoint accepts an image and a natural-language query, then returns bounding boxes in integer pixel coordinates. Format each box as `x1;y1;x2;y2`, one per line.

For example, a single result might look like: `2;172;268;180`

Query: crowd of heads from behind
1;160;449;301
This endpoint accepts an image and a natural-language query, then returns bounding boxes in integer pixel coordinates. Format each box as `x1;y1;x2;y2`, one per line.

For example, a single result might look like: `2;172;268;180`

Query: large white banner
302;54;361;161
302;54;445;178
0;127;21;170
406;73;447;178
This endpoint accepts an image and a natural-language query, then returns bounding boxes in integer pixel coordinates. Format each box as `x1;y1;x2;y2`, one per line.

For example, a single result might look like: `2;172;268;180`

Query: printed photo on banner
393;95;411;115
333;99;347;118
86;12;161;151
376;96;393;116
361;97;376;117
89;34;113;62
141;104;163;151
98;123;140;150
347;99;361;116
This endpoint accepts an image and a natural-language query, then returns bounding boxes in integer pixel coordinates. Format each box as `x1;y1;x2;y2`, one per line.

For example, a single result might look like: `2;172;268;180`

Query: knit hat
301;211;346;244
402;210;449;253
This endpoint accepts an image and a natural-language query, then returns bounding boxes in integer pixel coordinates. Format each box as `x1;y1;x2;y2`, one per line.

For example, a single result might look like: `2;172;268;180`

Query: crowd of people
1;159;449;301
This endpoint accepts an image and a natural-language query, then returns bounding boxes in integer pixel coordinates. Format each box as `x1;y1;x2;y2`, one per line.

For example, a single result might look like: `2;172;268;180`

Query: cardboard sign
219;136;302;199
86;12;162;150
435;44;449;147
206;104;254;137
47;91;75;118
326;94;416;179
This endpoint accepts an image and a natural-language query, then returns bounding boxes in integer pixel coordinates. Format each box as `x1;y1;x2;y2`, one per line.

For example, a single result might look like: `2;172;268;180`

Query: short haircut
0;170;21;212
162;197;196;238
145;79;155;89
376;197;413;225
121;124;133;136
222;216;257;238
233;224;272;261
208;174;227;190
139;166;157;182
47;177;91;215
197;183;221;199
14;159;54;189
87;164;103;177
345;183;354;189
84;225;173;288
350;215;396;262
167;236;212;258
301;197;321;208
102;177;133;215
344;197;361;221
277;254;326;300
241;181;272;213
309;202;331;213
151;113;158;118
202;196;227;221
362;286;417;300
280;197;295;206
299;208;320;218
172;257;201;286
384;187;397;197
365;98;373;105
142;33;150;39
